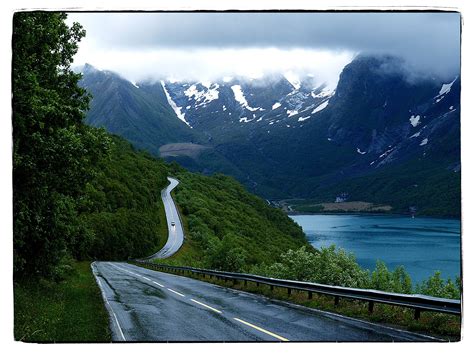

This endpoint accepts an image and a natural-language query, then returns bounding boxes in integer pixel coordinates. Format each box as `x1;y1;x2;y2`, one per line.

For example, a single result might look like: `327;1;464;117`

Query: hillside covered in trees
12;12;310;279
163;167;309;271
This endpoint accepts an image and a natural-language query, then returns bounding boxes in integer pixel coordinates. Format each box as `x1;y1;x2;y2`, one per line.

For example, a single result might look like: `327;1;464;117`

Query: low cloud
68;12;460;83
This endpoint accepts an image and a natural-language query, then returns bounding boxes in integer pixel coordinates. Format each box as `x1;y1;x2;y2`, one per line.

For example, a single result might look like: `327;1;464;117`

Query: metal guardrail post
368;301;374;313
334;296;339;306
415;308;421;320
308;291;313;300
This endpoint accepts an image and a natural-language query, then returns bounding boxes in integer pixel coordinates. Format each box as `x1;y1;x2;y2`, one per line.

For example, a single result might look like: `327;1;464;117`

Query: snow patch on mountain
379;147;395;159
409;115;421;127
161;80;191;127
312;88;334;99
410;131;421;138
357;148;367;155
437;77;457;97
312;100;329;114
298;116;310;122
287;109;298;117
184;83;220;107
284;71;301;90
231;85;260;111
272;102;281;110
420;138;429;146
239;117;252;123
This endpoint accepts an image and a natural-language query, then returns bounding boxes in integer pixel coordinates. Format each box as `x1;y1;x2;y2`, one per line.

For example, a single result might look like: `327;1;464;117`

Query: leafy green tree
370;262;412;293
415;271;460;299
370;261;392;290
391;265;412;294
13;12;109;277
254;245;370;288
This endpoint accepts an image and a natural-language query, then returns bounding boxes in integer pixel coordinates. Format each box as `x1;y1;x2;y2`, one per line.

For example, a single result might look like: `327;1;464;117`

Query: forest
12;12;460;342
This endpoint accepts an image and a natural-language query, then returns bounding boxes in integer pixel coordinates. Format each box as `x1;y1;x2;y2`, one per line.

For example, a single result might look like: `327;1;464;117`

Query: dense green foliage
415;271;461;299
12;13;170;274
303;159;461;217
13;12;110;277
164;168;310;271
14;261;110;342
79;137;169;260
252;246;461;299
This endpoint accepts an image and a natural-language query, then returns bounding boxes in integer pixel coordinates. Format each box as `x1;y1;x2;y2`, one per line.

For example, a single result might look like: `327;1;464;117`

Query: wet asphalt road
92;261;437;342
147;177;183;259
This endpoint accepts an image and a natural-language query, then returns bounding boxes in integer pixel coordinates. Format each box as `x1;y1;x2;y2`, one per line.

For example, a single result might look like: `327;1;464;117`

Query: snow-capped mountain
159;73;334;139
78;55;460;215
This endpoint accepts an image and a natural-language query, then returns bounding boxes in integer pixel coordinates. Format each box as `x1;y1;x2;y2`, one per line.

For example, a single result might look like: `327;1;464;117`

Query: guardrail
131;260;461;320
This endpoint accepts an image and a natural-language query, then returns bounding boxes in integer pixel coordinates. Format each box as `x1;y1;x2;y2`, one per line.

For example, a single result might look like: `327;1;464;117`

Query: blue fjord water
290;214;461;285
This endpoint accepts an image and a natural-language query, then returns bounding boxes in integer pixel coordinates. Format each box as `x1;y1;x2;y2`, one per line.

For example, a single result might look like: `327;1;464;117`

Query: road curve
147;177;183;259
92;261;438;342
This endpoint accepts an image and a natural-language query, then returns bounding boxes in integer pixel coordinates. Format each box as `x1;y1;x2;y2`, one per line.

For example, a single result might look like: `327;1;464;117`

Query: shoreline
287;211;461;220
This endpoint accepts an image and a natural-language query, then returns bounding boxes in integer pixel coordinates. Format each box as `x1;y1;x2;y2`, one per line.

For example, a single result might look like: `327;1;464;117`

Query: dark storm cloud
70;12;461;78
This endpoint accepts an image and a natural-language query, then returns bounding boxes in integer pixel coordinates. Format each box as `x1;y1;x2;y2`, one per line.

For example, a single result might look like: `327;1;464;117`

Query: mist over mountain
78;54;460;216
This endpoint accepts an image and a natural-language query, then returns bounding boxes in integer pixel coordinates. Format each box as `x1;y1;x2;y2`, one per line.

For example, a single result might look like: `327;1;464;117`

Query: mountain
161;72;332;139
78;64;201;156
78;55;460;216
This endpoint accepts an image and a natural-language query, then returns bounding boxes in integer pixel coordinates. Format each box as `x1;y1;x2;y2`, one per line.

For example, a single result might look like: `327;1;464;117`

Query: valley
12;11;462;343
79;55;460;217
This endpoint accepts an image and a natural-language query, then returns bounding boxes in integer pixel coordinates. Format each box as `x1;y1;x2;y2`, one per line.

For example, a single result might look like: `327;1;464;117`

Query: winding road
92;261;436;342
92;176;438;342
147;177;183;259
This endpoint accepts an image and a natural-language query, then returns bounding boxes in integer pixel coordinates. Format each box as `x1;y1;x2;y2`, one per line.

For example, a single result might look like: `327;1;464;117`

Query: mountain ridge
78;55;460;216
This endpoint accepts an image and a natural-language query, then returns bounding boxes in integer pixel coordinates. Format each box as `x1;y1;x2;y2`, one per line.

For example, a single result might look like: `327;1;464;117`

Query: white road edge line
92;264;126;341
233;317;289;342
190;299;222;314
167;288;185;297
153;281;164;287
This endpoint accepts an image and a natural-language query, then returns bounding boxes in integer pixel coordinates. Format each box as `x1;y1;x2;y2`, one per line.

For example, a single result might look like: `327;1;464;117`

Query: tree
13;12;109;277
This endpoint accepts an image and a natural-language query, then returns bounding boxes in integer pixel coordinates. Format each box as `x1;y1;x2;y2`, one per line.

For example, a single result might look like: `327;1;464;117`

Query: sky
67;12;461;86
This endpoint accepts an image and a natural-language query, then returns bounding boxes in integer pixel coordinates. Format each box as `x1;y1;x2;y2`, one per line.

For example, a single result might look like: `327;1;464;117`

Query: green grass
132;263;461;341
154;197;170;254
14;261;111;342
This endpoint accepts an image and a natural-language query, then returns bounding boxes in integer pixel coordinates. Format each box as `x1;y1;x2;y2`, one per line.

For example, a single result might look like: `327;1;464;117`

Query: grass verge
14;261;111;342
131;262;461;341
155;197;170;252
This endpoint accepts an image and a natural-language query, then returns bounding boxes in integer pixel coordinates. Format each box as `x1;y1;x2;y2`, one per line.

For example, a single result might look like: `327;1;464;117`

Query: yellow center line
233;318;289;342
190;299;222;314
167;288;185;297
